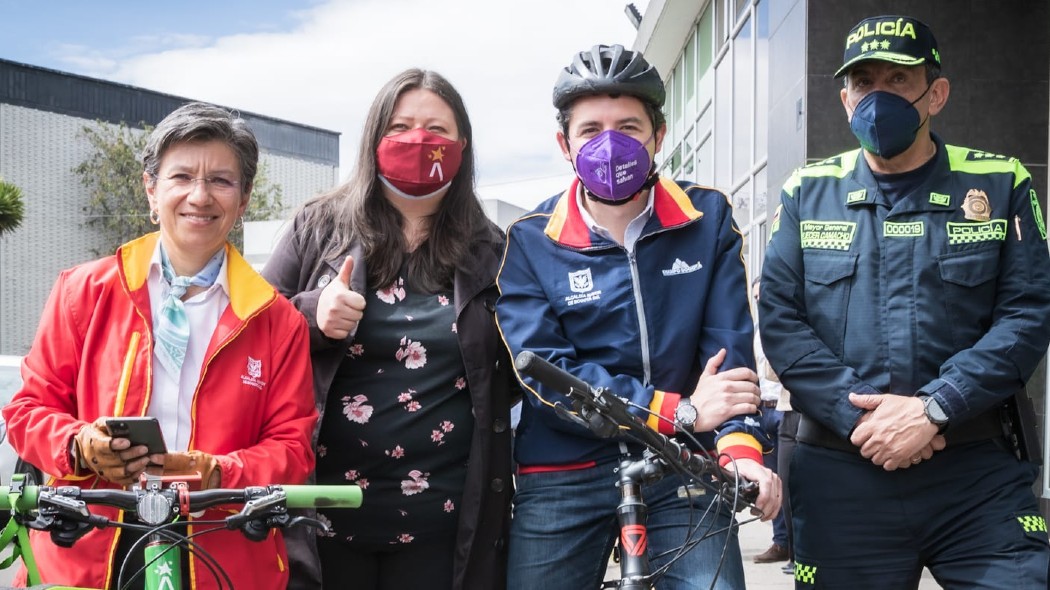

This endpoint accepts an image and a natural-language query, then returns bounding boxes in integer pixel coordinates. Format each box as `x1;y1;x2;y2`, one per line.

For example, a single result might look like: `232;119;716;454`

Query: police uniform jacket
759;136;1050;439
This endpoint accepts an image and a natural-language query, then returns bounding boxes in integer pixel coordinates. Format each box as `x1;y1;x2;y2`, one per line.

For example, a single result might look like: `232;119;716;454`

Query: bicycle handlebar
514;351;759;507
0;484;362;513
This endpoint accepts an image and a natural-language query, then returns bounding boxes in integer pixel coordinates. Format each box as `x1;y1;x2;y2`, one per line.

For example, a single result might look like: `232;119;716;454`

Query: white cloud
102;0;644;210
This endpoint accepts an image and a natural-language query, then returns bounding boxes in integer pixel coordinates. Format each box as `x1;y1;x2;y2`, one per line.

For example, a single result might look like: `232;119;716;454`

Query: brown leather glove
160;451;222;489
73;417;150;485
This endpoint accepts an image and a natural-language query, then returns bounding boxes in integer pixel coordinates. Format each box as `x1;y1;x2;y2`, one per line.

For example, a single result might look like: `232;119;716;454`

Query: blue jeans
507;455;746;590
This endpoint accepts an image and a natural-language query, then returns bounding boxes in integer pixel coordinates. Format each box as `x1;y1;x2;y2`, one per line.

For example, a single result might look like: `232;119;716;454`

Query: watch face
924;397;948;424
675;402;698;426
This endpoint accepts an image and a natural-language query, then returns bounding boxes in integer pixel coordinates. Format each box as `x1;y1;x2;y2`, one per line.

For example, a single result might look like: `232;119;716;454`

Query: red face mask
376;128;464;199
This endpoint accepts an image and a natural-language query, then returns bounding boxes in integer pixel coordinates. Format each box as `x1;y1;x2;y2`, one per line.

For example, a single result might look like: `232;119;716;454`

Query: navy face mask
849;83;932;159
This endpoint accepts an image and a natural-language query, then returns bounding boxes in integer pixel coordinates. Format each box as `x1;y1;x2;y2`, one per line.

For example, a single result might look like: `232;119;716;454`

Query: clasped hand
849;393;946;471
688;348;761;432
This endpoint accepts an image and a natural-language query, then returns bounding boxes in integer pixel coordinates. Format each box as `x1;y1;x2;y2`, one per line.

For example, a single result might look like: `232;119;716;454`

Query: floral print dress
315;271;473;547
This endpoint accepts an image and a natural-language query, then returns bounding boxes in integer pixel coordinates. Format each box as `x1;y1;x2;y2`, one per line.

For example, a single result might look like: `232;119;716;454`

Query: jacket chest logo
946;220;1007;245
241;356;266;390
565;268;602;307
661;258;703;276
569;269;593;293
962;189;991;222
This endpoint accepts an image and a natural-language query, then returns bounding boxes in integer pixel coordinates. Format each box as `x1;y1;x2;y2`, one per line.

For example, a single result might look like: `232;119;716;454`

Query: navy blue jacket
496;178;768;466
760;138;1050;438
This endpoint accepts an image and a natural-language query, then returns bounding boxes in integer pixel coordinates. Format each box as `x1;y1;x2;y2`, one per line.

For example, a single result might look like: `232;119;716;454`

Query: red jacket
2;233;318;590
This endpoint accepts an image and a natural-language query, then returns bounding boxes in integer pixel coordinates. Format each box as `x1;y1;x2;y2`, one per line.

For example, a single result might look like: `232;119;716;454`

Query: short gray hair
141;102;259;193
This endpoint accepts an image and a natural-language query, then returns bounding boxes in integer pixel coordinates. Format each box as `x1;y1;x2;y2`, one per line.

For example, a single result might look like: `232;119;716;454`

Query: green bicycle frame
142;537;181;590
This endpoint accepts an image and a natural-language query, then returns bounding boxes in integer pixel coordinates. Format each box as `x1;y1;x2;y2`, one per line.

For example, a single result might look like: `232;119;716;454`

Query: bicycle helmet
553;44;665;109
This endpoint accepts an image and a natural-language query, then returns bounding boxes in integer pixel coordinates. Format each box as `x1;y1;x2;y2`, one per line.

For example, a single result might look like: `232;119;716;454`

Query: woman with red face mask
263;69;515;590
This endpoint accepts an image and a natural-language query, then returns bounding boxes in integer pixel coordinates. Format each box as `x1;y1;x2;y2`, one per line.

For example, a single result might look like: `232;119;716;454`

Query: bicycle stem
615;456;662;590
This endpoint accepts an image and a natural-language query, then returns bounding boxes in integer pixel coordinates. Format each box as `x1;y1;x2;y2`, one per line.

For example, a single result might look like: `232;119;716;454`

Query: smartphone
105;417;168;454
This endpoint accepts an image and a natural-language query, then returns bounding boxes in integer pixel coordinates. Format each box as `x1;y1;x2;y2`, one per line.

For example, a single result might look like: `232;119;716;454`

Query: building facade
634;0;1050;505
0;59;340;355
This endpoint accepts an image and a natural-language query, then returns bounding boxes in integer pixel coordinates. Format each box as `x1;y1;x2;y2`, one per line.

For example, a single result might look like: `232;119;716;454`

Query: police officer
760;15;1050;589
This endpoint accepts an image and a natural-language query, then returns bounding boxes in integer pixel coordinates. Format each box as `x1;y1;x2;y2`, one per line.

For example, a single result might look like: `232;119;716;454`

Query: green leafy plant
0;178;25;236
75;121;285;255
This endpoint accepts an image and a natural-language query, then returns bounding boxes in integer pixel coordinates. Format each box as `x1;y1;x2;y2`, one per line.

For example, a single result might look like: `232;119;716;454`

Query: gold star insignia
861;41;870;52
881;40;891;50
429;146;445;162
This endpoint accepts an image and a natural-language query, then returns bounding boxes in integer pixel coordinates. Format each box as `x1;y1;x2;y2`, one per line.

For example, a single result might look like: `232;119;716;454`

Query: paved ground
606;515;943;588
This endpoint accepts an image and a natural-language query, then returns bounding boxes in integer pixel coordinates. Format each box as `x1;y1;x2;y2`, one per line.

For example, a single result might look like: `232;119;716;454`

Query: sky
0;0;647;209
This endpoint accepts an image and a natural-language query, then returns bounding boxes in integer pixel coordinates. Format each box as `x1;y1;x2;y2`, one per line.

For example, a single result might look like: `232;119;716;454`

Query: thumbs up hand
316;255;367;340
686;348;761;432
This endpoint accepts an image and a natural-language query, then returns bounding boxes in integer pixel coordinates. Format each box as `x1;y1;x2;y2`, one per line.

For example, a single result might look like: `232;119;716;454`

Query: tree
75;121;285;256
0;178;25;236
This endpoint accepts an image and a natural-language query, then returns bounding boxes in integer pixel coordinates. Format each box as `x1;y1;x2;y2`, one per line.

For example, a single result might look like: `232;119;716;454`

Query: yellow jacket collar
118;232;275;320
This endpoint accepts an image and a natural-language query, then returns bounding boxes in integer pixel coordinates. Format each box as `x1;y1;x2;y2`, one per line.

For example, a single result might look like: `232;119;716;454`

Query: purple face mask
574;130;652;202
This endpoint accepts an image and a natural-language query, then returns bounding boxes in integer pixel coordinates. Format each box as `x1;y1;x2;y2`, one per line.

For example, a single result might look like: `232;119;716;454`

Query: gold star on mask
429;146;446;162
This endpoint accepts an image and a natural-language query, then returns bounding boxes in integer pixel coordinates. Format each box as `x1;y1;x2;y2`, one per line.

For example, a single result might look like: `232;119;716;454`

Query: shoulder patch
965;149;1011;162
1032;189;1047;241
807;155;842;168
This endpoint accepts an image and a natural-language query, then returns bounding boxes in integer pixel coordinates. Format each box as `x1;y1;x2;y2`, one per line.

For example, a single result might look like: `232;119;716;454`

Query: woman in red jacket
2;102;317;590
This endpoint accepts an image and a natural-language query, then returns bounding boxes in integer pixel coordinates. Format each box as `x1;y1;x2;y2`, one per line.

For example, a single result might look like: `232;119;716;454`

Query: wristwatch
920;395;949;433
674;399;698;431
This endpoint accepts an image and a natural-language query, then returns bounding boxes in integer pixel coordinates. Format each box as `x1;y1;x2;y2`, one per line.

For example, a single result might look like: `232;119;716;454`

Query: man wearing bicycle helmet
496;44;781;590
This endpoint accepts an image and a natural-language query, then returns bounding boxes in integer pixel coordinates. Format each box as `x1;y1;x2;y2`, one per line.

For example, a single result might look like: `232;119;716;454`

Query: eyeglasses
160;173;242;195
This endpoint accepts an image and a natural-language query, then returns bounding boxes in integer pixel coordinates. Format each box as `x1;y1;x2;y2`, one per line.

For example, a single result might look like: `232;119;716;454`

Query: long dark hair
299;69;486;292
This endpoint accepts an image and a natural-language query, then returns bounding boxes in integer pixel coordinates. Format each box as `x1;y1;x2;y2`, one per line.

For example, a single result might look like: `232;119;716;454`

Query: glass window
732;13;752;185
736;0;751;19
682;130;695;180
665;72;677;150
672;146;683;176
715;0;729;45
732;179;751;229
697;7;715;116
685;34;696;105
755;166;768;217
751;219;767;272
715;47;732;190
755;0;769;161
697;135;713;185
673;65;684;139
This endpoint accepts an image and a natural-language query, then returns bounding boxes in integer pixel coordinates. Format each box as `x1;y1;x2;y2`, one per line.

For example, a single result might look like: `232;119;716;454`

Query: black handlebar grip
514;351;593;398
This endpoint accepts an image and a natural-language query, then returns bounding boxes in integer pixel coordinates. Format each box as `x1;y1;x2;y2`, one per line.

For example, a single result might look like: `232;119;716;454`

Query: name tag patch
800;221;857;251
946;220;1007;245
884;221;924;238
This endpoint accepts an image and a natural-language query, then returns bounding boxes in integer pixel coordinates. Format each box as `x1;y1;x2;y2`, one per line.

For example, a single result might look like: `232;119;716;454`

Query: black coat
262;208;514;590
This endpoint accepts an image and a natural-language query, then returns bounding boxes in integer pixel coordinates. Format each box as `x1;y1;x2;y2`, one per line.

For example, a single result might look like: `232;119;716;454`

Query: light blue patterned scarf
153;245;225;377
